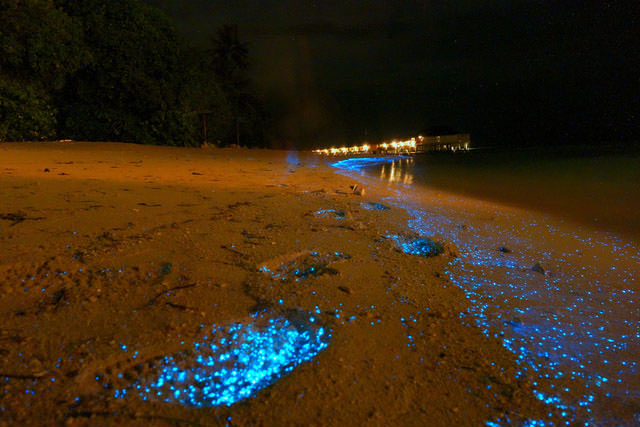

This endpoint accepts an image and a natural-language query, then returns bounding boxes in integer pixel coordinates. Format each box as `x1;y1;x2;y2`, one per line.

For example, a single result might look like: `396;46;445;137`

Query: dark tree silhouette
205;24;266;147
210;24;249;86
57;0;198;145
0;0;86;141
1;1;266;146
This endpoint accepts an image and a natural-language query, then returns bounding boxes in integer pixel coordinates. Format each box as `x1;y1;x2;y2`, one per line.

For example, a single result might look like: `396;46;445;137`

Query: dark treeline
0;0;267;146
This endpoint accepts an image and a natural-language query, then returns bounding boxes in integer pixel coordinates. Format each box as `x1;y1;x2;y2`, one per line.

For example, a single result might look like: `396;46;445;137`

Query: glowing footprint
112;310;330;407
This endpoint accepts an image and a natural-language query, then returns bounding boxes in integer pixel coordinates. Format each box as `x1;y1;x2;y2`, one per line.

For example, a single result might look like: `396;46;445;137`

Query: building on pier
416;133;471;152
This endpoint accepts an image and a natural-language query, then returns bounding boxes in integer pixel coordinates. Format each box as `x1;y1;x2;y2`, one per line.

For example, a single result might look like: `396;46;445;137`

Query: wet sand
1;142;555;425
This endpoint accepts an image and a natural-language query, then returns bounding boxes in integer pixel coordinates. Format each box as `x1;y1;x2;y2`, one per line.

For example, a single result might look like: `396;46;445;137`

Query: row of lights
313;136;423;156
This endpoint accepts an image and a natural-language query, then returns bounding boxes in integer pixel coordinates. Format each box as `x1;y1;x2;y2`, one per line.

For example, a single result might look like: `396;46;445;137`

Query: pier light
312;132;466;156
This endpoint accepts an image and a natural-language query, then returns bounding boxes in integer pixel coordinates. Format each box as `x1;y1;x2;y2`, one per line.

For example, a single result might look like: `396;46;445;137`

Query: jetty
313;133;471;156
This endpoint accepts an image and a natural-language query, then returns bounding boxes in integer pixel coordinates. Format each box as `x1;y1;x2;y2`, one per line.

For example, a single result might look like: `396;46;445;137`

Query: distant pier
313;133;471;156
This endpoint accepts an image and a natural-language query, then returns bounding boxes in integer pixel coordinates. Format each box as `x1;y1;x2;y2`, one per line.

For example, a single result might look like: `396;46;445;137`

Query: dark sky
150;0;638;147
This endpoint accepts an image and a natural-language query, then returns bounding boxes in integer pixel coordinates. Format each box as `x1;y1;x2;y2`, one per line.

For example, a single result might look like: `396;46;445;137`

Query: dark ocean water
362;146;640;242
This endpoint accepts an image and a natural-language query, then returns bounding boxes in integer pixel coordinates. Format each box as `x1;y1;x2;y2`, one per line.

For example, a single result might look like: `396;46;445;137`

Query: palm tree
211;24;248;86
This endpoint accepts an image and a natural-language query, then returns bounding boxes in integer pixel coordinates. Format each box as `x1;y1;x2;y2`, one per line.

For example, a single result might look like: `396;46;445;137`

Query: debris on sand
361;201;390;211
531;262;545;274
258;251;350;282
0;211;45;226
337;285;353;294
315;209;346;220
350;184;365;196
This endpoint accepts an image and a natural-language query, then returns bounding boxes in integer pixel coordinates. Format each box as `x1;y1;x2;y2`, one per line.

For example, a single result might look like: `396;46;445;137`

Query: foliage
205;25;267;147
180;48;235;145
0;76;56;141
0;0;87;91
0;0;266;146
210;25;249;90
0;0;86;141
56;0;194;144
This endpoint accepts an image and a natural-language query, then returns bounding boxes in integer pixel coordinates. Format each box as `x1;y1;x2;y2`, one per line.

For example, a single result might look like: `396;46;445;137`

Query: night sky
150;0;638;148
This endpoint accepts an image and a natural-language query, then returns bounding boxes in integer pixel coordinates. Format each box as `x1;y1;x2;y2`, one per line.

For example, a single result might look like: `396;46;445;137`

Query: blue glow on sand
286;150;299;165
389;234;444;257
259;251;349;282
112;311;330;407
402;201;640;424
315;209;345;219
361;201;391;211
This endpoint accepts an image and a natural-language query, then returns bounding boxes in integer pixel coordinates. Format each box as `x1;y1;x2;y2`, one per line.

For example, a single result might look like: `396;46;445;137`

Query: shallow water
331;156;640;425
342;148;640;243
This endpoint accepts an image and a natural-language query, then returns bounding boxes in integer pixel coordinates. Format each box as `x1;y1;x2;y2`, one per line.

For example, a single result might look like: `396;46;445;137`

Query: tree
205;24;266;147
0;0;86;141
210;25;249;88
0;75;56;141
0;1;266;146
57;0;198;145
181;48;234;145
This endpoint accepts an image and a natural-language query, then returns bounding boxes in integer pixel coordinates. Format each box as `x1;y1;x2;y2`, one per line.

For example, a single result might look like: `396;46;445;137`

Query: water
331;153;640;425
363;147;640;243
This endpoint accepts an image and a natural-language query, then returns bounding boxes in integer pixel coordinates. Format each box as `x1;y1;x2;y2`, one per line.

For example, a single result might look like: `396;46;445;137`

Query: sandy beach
0;142;587;424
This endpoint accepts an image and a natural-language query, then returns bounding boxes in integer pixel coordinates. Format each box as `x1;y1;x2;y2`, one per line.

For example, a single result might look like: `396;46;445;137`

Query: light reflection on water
379;157;415;185
359;150;640;242
331;157;640;425
112;310;329;407
329;156;415;184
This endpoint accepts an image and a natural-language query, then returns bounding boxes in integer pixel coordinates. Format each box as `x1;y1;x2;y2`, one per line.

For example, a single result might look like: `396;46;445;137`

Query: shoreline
325;152;640;245
330;156;640;424
0;142;581;424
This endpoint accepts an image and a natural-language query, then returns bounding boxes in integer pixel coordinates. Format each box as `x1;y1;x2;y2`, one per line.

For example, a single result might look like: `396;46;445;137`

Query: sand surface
1;142;553;425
